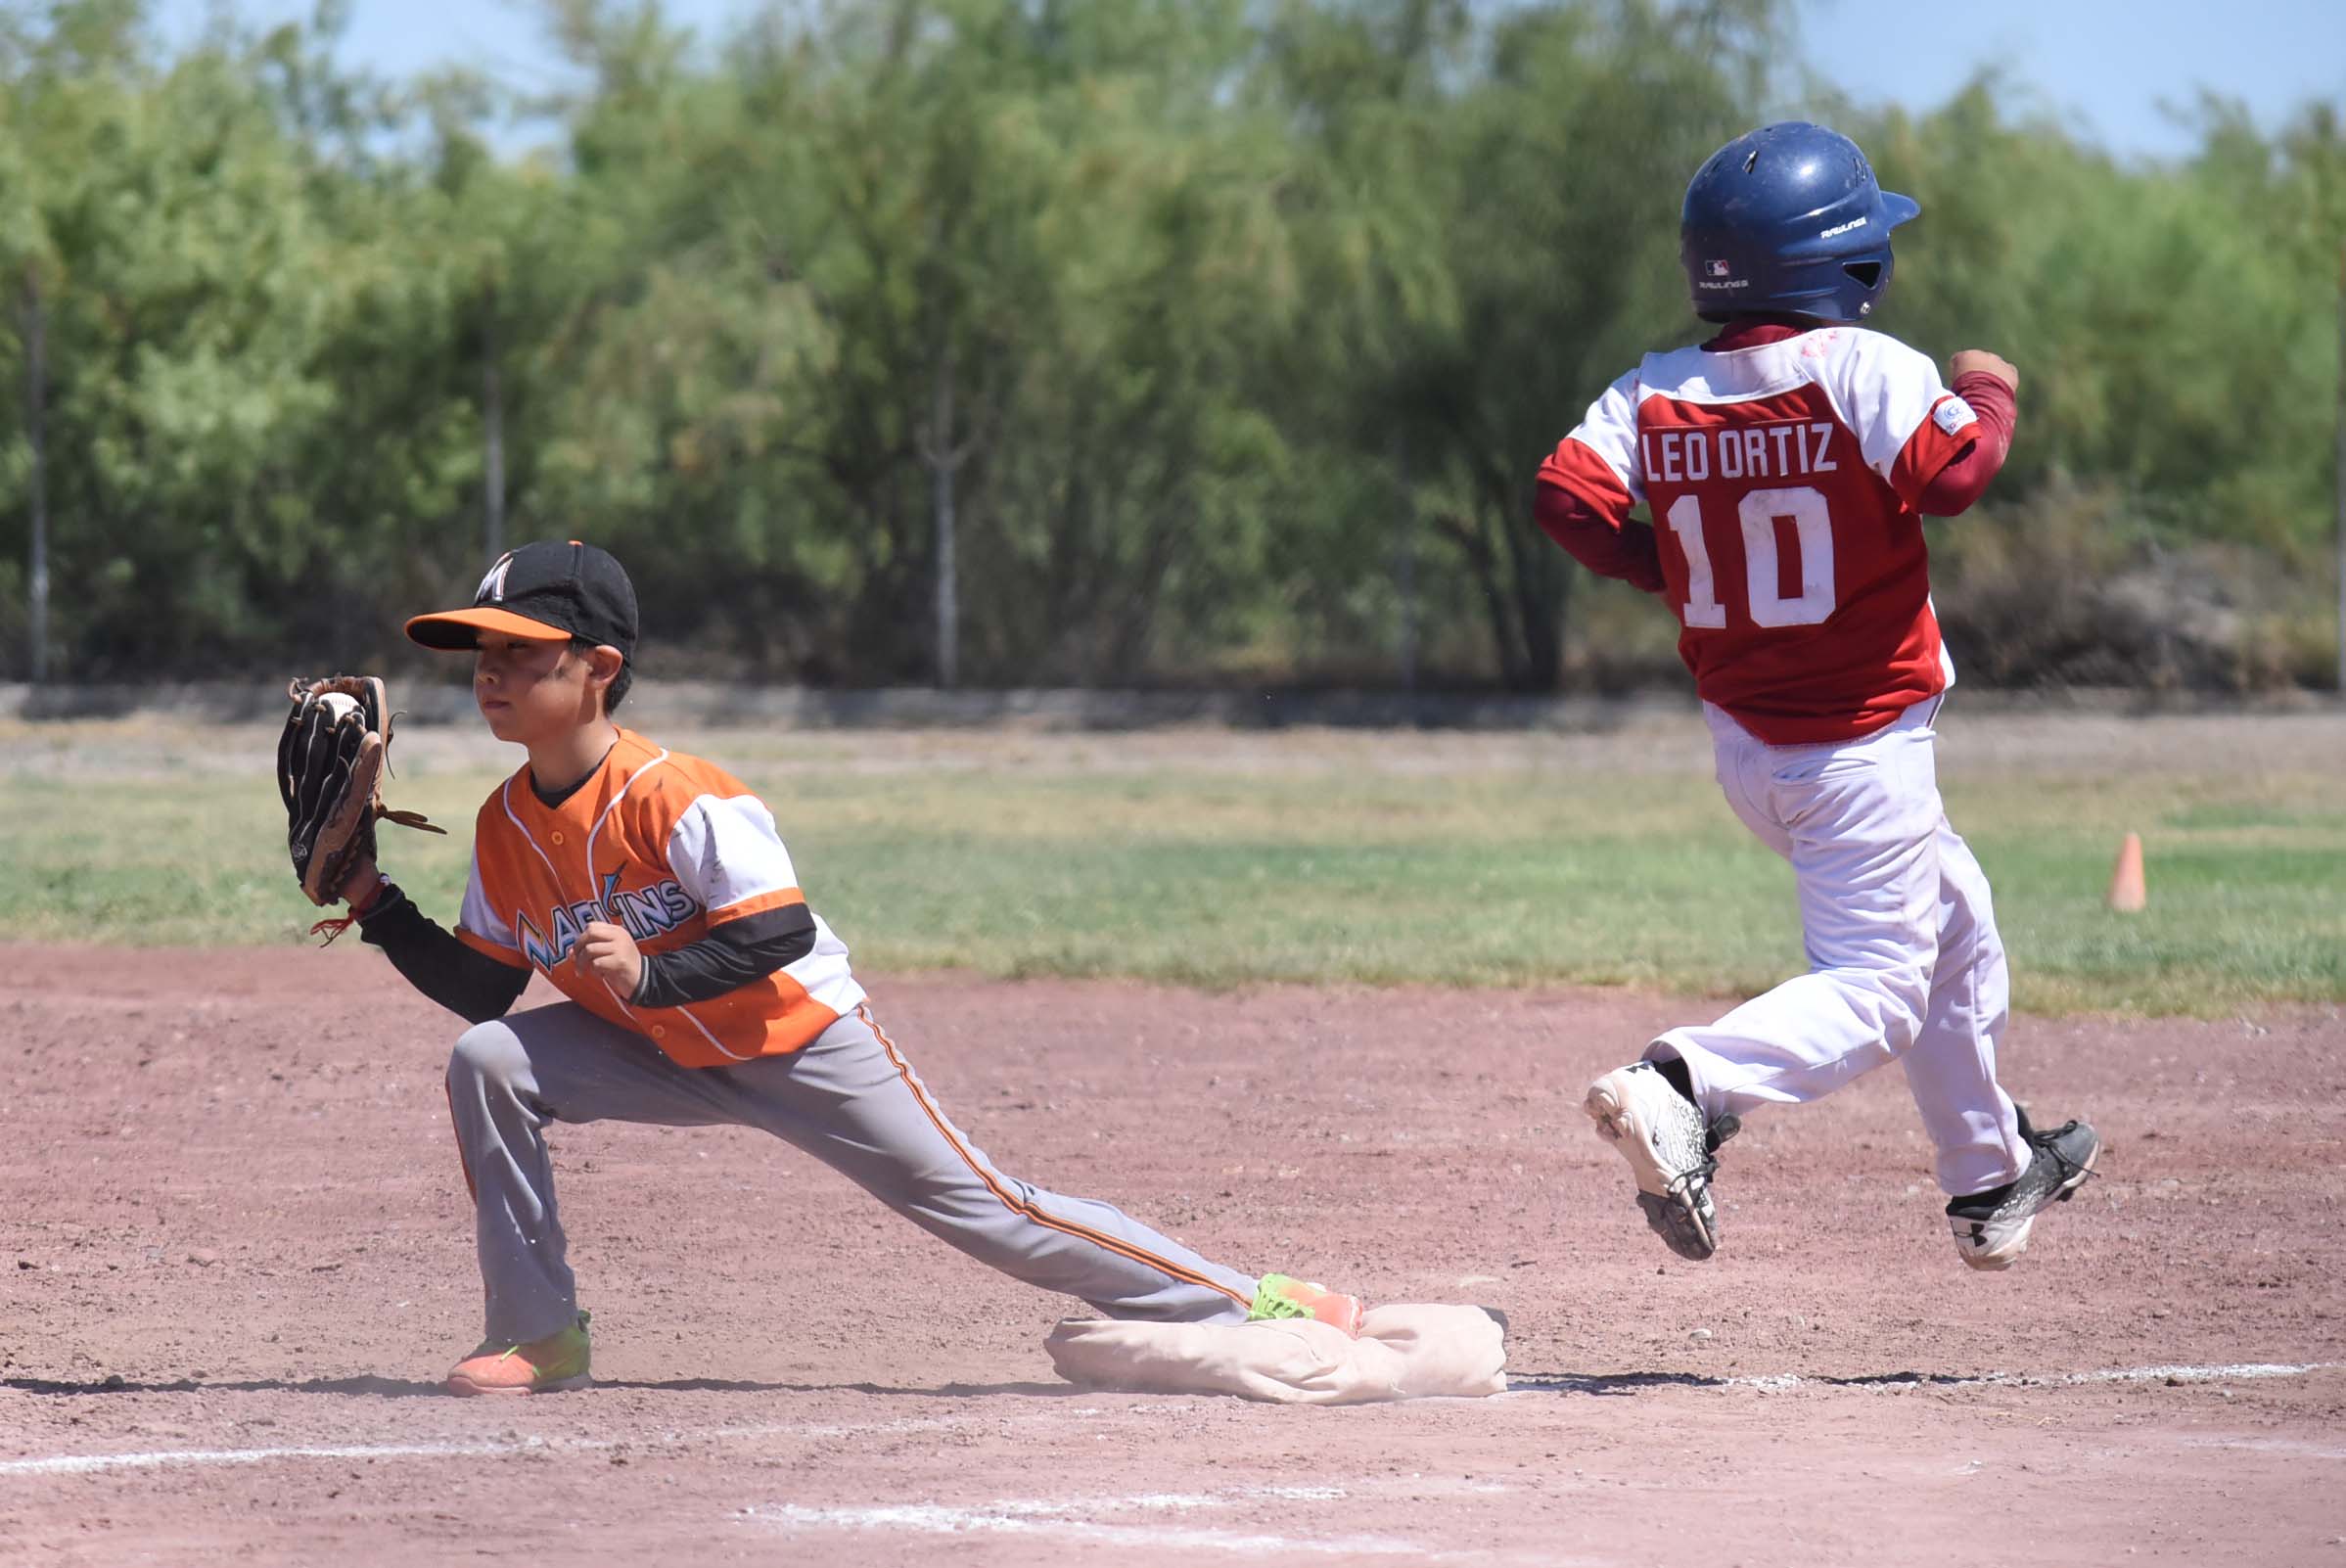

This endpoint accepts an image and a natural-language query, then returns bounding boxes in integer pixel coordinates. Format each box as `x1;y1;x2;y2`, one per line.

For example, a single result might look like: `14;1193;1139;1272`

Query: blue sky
157;0;2345;161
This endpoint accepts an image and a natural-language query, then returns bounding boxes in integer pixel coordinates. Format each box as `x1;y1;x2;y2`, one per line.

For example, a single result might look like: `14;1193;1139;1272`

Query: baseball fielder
1535;122;2099;1269
311;539;1358;1393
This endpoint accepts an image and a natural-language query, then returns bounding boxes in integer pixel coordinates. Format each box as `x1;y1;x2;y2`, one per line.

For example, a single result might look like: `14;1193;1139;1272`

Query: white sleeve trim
1564;369;1647;503
1813;330;1949;483
666;792;802;916
456;849;518;950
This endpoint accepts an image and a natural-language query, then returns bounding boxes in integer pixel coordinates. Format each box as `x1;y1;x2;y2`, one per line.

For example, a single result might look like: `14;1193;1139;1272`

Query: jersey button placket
550;831;566;846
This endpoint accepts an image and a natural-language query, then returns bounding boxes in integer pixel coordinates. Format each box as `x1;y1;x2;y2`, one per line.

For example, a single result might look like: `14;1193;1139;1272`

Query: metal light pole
1396;432;1419;693
23;265;47;685
483;302;506;565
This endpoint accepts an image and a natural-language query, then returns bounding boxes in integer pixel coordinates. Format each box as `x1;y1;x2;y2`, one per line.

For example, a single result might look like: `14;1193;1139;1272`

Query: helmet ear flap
1840;250;1896;318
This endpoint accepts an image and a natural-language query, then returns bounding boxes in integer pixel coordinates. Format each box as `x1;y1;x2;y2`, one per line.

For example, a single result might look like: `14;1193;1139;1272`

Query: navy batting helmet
1680;121;1918;324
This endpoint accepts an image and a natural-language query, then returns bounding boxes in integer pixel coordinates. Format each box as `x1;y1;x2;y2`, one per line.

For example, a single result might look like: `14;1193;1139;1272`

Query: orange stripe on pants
859;1005;1250;1310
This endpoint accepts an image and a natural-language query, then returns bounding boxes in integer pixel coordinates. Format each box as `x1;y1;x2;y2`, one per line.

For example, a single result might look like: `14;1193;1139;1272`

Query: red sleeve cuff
1917;371;2017;517
1535;481;1666;594
1537;436;1635;515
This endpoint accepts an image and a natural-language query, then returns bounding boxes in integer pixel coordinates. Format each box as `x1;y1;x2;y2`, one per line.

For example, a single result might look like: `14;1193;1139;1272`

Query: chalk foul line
742;1479;1522;1562
0;1410;1009;1480
1;1360;2335;1483
1513;1360;2340;1397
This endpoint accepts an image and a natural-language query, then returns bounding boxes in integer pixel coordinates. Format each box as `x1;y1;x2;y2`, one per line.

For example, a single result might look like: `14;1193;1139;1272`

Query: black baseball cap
406;539;637;661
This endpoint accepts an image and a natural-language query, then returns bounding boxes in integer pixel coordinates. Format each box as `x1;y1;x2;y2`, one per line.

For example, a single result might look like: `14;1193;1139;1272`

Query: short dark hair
570;636;633;715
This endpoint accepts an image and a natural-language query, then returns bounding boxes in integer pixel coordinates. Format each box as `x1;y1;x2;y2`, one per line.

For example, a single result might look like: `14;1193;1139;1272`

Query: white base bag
1044;1303;1505;1406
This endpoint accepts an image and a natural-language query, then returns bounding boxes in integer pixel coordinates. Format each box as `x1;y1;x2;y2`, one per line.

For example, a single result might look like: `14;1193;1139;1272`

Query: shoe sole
1585;1072;1718;1263
1953;1131;2101;1272
444;1371;592;1397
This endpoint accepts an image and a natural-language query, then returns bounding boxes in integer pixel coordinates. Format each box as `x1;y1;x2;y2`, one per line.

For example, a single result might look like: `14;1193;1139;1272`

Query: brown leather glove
276;675;444;907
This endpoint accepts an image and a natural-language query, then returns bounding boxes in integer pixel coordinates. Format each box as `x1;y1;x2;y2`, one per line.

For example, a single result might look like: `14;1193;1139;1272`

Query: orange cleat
1249;1274;1363;1337
444;1311;592;1396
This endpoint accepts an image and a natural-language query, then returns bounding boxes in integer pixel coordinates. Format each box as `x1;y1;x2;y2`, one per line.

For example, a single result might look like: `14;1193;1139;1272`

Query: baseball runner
287;538;1358;1395
1534;122;2099;1269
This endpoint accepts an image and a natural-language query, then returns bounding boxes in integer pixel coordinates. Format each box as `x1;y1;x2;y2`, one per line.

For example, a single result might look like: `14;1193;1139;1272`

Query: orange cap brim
404;607;574;651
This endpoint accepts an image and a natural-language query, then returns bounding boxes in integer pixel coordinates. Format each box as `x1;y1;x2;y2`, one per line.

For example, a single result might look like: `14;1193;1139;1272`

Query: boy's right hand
1950;349;2018;392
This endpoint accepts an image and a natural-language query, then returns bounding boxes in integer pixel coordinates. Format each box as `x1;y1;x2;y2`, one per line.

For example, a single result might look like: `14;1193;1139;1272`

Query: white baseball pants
1649;698;2031;1198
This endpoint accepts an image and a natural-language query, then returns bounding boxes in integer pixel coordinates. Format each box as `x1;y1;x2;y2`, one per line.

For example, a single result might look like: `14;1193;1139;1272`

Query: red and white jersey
455;728;865;1067
1541;327;1980;744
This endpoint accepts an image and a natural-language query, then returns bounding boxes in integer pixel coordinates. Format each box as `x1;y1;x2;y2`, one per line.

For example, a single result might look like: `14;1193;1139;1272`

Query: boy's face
473;634;607;745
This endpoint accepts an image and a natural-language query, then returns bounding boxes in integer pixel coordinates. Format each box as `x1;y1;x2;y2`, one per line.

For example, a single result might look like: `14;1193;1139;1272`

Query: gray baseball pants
442;999;1259;1345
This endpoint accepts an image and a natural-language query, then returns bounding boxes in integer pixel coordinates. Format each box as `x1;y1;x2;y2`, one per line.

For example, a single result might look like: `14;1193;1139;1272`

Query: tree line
1;0;2339;692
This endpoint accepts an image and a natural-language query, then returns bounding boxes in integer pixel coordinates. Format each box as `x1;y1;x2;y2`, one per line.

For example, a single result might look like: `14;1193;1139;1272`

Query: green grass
3;721;2340;1015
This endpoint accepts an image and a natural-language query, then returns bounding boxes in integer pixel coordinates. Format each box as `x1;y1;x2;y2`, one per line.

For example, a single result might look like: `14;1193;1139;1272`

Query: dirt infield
2;945;2341;1565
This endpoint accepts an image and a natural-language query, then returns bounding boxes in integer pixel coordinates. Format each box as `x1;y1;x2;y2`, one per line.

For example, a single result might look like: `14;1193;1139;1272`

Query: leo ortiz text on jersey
1642;422;1839;485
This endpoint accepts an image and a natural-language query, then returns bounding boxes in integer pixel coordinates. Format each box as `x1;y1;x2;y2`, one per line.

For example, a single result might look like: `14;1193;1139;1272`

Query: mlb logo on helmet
1706;259;1732;278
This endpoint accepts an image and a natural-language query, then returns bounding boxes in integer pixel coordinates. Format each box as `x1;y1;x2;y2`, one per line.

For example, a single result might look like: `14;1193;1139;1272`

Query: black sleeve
358;890;533;1025
630;901;818;1009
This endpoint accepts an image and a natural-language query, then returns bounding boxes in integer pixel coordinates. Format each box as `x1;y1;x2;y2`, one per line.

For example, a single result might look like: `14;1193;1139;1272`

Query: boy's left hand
575;921;644;999
1950;349;2018;392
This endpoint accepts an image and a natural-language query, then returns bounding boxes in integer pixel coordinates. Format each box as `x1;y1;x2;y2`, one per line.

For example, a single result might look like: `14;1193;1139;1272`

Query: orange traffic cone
2106;832;2146;913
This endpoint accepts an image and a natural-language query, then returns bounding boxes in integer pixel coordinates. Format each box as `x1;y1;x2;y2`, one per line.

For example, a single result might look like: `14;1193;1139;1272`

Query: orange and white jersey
1541;326;1980;744
454;729;865;1067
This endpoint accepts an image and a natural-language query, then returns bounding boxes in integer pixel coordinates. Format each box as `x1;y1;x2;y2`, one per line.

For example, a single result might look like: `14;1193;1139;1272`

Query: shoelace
2029;1121;2099;1186
1249;1278;1311;1321
1667;1115;1738;1195
486;1336;574;1370
479;1312;589;1367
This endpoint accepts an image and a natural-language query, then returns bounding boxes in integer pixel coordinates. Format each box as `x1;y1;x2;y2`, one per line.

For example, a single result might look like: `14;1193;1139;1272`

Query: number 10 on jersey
1666;484;1837;629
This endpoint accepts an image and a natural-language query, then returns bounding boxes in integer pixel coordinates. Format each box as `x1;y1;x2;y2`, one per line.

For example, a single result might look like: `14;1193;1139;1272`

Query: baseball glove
277;674;444;907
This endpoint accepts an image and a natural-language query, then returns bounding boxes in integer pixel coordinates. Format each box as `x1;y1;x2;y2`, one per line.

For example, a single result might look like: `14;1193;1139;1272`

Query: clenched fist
574;920;645;1000
1950;349;2018;393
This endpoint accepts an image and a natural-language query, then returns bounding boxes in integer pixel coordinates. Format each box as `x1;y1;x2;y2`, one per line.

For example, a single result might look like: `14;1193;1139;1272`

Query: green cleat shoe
1249;1274;1362;1336
444;1310;592;1396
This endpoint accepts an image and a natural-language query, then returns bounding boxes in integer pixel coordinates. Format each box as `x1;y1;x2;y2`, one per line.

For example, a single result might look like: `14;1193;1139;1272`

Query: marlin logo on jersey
514;877;699;969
